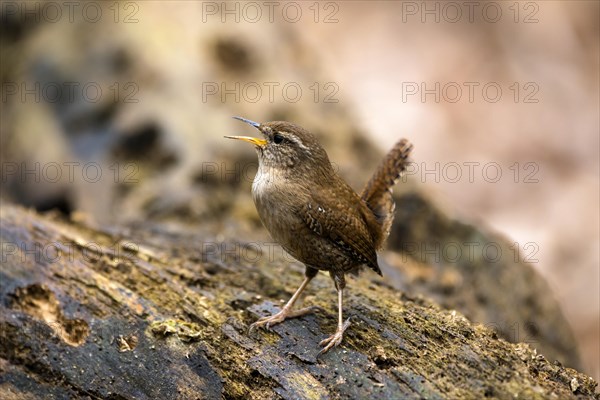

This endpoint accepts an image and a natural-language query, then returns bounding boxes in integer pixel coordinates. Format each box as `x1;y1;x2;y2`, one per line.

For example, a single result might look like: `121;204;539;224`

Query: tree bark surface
0;204;597;399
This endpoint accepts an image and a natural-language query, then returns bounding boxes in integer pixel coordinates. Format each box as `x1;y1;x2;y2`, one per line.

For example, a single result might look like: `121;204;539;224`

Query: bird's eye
273;133;284;144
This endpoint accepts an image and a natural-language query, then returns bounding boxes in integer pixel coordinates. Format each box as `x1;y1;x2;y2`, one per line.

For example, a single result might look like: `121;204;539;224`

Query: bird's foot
318;318;351;355
249;306;319;333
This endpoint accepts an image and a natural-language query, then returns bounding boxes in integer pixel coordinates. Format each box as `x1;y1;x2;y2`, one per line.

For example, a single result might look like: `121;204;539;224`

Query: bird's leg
249;275;318;332
319;287;351;354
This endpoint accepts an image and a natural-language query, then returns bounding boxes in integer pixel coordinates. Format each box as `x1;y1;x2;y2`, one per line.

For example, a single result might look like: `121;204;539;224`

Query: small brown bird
226;117;413;354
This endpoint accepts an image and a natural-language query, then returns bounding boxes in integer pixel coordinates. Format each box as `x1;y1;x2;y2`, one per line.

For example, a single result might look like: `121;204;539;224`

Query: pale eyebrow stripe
280;131;311;152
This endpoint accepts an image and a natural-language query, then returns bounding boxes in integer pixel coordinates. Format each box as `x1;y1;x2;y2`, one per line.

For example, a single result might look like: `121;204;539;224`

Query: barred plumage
360;139;413;249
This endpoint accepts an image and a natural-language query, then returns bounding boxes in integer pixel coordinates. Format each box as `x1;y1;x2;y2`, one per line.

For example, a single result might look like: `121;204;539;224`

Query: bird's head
226;117;332;175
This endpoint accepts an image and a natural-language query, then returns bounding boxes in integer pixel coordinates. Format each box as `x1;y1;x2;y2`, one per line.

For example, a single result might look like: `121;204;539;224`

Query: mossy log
0;204;597;399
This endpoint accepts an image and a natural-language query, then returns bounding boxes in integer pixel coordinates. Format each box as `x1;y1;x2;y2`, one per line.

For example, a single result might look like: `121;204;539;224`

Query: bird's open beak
224;135;267;147
226;116;267;147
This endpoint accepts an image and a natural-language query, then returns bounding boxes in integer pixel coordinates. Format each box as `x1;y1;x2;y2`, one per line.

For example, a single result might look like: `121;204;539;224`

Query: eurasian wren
226;117;413;354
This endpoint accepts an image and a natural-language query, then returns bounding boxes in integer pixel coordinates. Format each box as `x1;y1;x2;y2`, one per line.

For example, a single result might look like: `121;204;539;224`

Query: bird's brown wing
300;188;381;276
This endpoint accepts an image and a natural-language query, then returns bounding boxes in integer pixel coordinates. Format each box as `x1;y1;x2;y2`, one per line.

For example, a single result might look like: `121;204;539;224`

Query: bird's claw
249;315;283;333
249;306;319;334
318;318;351;355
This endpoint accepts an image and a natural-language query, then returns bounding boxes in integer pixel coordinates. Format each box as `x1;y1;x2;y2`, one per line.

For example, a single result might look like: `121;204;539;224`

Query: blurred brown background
1;0;598;381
